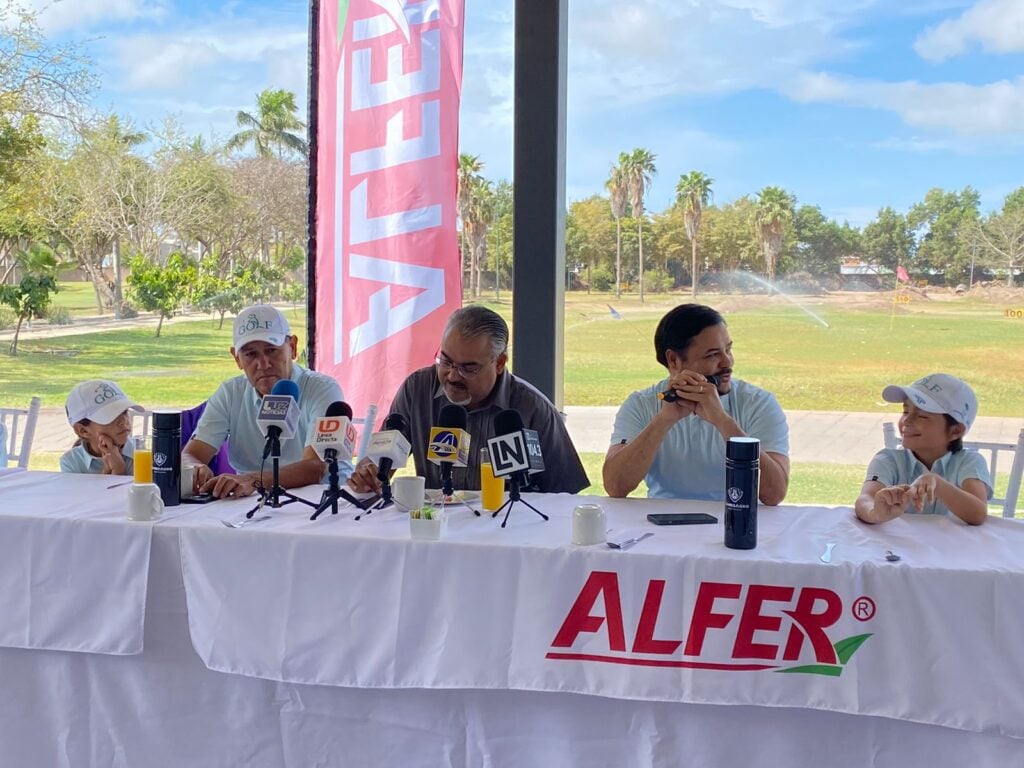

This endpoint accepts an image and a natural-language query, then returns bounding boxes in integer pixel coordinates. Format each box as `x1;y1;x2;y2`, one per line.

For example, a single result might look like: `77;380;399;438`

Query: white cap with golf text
65;380;144;425
882;373;978;433
233;305;290;350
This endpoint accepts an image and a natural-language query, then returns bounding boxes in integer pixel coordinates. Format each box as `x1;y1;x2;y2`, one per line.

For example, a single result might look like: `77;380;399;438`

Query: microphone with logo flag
309;401;358;520
364;413;411;510
246;378;313;517
257;379;301;460
427;403;471;498
486;408;548;527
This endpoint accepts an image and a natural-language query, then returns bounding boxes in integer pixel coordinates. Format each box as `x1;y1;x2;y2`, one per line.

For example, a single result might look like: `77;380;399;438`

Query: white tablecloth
169;491;1024;741
0;471;154;654
3;474;1024;766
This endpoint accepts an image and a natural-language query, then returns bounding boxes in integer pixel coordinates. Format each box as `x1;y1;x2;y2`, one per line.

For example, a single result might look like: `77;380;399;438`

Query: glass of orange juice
133;436;153;484
480;447;505;511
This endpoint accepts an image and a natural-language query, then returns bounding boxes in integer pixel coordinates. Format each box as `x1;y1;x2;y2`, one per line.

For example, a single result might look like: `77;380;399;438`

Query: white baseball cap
65;380;144;425
232;305;291;350
882;373;978;433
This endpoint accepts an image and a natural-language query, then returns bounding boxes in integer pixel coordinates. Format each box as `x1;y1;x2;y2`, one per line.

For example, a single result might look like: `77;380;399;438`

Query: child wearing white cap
855;373;992;525
60;380;146;475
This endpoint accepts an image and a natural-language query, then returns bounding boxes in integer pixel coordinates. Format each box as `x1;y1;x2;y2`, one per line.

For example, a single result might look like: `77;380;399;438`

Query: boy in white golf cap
855;373;992;525
60;380;145;474
183;304;349;498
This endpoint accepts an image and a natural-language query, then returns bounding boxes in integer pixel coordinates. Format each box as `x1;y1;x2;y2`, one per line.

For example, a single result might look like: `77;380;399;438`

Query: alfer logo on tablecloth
546;571;874;677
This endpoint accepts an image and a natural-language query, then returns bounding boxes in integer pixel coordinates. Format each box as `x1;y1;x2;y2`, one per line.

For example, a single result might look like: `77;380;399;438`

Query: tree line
1;4;308;352
461;151;1023;300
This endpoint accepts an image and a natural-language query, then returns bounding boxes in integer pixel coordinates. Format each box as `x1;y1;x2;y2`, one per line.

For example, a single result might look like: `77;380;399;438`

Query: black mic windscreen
493;408;524;436
326;401;353;419
438;403;468;430
383;412;409;433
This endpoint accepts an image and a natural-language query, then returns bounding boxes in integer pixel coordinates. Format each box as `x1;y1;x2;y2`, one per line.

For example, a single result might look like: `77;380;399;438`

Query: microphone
308;401;358;521
257;379;300;459
307;401;358;465
366;413;411;483
658;374;721;403
486;408;548;527
487;409;545;486
427;403;471;497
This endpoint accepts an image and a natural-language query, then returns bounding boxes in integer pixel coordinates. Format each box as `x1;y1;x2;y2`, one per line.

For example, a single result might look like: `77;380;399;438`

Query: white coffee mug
180;464;195;499
393;476;426;512
127;482;164;521
572;503;607;545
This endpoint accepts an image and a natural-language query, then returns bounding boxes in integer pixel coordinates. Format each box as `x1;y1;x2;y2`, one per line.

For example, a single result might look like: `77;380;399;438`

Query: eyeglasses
435;354;487;379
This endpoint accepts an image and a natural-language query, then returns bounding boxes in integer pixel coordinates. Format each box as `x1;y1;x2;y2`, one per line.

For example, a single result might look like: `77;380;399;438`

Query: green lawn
534;293;1022;414
3;290;1022;415
48;281;105;316
1;307;308;408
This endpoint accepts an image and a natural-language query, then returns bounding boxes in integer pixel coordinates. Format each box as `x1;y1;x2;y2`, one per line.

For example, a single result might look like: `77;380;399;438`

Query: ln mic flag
311;0;466;419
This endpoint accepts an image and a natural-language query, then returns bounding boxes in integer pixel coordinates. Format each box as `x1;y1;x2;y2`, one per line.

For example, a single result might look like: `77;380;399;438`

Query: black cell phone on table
181;492;216;504
647;512;718;525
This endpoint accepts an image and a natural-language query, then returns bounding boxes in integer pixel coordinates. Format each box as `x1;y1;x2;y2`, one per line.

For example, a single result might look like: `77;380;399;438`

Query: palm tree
226;89;308;158
457;153;484;295
620;148;656;302
465;177;496;299
676;171;714;298
754;186;795;282
606;164;628;298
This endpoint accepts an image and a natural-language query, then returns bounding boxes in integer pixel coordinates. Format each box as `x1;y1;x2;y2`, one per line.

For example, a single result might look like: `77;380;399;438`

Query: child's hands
98;435;127;475
873;484;911;519
907;473;938;511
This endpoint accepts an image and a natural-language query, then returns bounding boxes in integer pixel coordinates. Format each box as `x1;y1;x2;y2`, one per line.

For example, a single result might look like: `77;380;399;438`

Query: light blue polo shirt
60;440;135;475
865;448;993;515
611;378;789;500
191;363;353;481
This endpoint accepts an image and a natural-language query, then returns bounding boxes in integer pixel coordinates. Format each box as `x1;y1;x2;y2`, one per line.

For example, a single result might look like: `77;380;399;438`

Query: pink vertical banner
313;0;465;426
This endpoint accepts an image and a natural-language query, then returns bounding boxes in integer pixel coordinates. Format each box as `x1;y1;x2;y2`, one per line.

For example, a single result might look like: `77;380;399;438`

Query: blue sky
26;0;1024;226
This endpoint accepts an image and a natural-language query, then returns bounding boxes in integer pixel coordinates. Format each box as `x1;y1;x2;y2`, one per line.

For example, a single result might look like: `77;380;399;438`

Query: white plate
425;489;481;504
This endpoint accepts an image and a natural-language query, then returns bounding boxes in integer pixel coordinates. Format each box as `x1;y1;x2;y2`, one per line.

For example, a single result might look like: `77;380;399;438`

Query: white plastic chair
1;397;41;469
883;423;1024;518
132;410;152;439
353;403;379;459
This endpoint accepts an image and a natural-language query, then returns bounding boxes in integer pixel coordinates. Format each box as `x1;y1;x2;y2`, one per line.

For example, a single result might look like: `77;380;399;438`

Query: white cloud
567;0;863;113
25;0;168;32
786;72;1024;136
914;0;1024;61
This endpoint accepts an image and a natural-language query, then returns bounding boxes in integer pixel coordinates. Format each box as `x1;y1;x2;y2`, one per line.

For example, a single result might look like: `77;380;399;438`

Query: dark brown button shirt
387;367;589;493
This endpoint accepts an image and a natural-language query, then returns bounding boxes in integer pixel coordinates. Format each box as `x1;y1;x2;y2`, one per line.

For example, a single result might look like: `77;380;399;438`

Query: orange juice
480;448;505;511
133;437;153;483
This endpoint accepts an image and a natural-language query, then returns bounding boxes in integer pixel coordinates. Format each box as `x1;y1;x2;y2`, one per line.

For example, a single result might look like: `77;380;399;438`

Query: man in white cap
183;304;349;498
855;373;992;525
60;380;146;474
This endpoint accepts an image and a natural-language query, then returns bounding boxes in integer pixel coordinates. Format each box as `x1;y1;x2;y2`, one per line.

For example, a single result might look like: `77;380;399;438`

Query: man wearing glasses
348;305;589;493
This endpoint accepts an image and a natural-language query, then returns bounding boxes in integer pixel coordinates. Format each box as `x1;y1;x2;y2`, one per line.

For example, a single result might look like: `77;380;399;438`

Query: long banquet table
1;470;1023;767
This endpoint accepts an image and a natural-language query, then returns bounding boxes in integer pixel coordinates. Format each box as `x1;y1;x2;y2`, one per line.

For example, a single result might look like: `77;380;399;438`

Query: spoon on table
222;515;272;529
820;542;837;564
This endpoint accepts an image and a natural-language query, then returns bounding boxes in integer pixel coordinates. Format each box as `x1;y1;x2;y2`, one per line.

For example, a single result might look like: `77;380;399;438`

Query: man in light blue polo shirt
184;305;350;498
603;304;790;504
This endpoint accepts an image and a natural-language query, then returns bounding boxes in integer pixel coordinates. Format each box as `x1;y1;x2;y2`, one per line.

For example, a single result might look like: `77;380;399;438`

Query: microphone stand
492;473;548;528
437;463;481;516
310;450;344;520
247;432;315;518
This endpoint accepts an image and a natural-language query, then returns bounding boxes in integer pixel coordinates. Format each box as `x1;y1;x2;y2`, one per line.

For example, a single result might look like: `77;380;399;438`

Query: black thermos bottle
152;410;182;507
724;437;759;550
